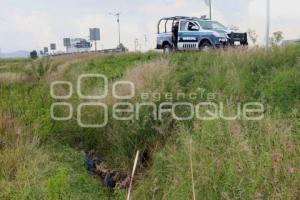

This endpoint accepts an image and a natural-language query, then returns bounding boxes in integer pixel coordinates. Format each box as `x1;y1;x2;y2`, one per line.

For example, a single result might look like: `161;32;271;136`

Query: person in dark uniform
172;21;179;50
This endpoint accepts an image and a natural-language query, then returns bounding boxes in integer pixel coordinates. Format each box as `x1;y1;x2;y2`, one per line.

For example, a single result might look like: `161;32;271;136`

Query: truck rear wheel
163;44;172;54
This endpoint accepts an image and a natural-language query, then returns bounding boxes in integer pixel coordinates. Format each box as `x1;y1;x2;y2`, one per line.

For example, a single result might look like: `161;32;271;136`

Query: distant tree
30;50;38;59
117;43;128;52
247;28;258;45
271;31;284;45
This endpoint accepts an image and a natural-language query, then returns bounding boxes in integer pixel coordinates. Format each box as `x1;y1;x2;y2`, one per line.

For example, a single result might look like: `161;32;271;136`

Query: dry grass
103;59;174;105
0;72;28;84
0;65;9;70
122;59;171;93
45;52;135;83
45;59;81;83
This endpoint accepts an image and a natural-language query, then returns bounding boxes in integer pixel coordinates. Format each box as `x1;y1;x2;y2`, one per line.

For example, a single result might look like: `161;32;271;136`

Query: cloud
0;17;7;22
0;9;56;51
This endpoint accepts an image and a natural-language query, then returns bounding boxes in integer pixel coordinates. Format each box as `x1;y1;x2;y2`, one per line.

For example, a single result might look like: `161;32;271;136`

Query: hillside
0;50;30;59
0;45;300;199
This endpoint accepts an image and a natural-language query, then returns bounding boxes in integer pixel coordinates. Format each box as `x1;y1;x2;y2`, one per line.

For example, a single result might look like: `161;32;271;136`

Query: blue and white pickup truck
156;16;246;53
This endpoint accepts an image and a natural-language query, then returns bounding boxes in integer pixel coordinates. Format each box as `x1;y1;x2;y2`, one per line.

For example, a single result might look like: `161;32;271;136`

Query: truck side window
187;22;199;31
180;21;188;31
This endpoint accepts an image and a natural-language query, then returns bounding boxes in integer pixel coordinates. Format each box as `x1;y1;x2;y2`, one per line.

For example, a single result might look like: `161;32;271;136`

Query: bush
30;50;38;59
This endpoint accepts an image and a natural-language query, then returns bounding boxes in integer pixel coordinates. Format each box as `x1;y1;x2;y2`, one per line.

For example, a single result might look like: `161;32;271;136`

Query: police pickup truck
157;16;247;53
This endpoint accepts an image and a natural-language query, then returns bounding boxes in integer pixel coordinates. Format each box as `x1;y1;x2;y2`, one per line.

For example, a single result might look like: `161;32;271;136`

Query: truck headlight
212;32;221;37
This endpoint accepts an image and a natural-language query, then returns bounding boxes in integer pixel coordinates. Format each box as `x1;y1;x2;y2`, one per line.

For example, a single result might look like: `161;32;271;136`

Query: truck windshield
197;20;227;30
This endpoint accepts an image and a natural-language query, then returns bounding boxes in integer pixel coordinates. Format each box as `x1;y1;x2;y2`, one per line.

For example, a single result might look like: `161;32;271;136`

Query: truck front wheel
199;41;213;52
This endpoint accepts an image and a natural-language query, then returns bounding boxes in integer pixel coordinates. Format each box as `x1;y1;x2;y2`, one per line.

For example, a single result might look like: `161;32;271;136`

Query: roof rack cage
160;16;198;20
157;16;200;33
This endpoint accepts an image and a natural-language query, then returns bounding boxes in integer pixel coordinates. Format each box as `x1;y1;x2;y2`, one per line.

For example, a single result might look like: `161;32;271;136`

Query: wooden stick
126;150;140;200
189;138;196;200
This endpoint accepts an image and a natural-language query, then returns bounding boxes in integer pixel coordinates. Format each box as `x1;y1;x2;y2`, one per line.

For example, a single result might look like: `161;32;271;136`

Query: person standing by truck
172;21;179;50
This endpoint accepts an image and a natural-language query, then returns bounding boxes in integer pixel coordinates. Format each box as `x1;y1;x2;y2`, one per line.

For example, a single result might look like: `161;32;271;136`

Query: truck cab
197;20;248;46
157;16;228;53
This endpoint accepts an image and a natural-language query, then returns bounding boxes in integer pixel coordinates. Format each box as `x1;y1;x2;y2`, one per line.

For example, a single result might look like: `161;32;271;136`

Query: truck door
178;20;200;50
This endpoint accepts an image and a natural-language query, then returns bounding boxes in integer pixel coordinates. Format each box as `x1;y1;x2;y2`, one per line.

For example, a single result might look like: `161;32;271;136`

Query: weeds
1;46;300;199
25;59;52;81
47;167;70;200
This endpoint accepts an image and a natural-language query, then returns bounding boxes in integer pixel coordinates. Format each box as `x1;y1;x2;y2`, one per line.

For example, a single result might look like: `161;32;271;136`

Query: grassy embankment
1;45;300;199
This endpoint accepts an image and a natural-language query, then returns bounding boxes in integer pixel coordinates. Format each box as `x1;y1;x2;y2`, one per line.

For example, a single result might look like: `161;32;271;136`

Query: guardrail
45;48;128;57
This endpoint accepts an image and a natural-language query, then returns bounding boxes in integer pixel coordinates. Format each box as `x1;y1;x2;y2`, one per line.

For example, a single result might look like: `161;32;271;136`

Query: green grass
132;46;300;199
0;53;160;199
0;107;108;199
0;58;31;73
1;46;300;199
0;139;109;199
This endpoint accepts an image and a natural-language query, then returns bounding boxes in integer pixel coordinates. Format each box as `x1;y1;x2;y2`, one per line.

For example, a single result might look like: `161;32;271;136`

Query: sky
0;0;299;52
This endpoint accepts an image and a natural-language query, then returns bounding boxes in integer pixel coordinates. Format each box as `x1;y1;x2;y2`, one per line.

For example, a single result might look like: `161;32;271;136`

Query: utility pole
144;35;148;51
134;38;139;52
266;0;270;48
204;0;212;20
209;0;212;20
109;12;121;46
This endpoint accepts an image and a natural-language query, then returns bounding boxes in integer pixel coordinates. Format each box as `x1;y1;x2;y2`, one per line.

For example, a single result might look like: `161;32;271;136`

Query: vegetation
30;50;38;60
0;45;300;199
247;28;258;45
271;31;284;45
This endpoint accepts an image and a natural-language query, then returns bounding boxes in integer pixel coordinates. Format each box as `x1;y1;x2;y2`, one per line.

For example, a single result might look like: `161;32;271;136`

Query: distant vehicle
156;16;247;54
